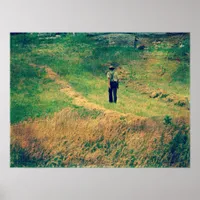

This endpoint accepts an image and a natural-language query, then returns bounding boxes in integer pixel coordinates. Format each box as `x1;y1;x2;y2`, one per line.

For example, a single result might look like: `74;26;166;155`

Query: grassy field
10;33;190;167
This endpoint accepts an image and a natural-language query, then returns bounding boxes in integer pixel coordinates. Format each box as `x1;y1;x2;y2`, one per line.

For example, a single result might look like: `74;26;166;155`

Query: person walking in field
107;65;119;103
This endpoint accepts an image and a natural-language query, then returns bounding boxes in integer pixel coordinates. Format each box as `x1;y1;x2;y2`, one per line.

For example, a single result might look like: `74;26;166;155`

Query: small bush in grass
163;115;172;126
129;156;136;167
166;133;190;167
96;142;103;149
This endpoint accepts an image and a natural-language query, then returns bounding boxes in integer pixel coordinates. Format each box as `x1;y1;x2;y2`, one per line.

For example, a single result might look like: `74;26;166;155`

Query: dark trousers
108;82;118;103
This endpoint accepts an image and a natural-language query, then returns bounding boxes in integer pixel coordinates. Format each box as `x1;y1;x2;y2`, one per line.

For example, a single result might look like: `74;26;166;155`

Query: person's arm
108;78;111;88
107;72;111;88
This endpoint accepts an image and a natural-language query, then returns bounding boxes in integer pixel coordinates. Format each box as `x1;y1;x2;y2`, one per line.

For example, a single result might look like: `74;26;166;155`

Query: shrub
166;133;190;167
163;115;172;125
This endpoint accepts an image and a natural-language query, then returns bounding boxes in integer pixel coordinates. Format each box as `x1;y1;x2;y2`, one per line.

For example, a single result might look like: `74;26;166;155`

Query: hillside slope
10;33;190;167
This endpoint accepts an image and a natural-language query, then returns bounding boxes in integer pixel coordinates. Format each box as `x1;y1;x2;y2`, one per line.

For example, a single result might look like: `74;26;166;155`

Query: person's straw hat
109;65;115;69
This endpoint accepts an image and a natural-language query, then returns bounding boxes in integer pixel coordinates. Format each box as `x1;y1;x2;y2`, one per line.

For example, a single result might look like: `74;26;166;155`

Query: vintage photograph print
10;33;190;168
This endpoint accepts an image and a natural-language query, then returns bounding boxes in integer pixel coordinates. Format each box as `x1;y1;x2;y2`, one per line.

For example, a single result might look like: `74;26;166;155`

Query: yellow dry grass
11;105;169;167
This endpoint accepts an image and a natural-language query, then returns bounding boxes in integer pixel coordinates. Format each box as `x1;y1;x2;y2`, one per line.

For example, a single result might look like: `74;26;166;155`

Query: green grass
11;33;190;122
10;63;74;124
67;76;188;118
10;35;106;124
11;34;190;116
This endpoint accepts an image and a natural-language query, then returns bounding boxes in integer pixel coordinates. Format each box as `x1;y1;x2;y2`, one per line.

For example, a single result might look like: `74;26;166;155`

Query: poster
0;0;200;200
